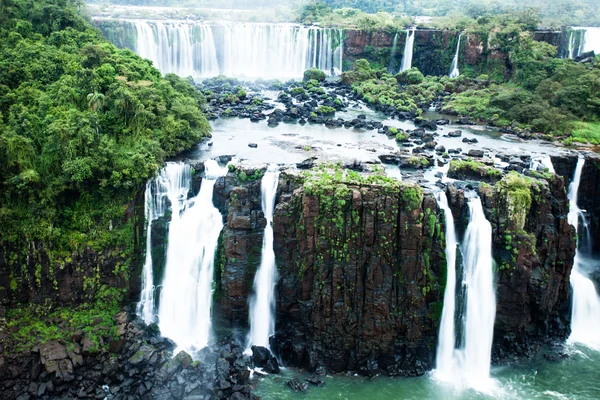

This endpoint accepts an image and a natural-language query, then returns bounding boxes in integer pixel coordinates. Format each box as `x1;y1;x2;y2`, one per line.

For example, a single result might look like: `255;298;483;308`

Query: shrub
303;68;326;82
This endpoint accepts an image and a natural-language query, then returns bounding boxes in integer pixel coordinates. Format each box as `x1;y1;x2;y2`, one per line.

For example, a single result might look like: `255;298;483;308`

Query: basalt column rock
213;168;266;329
272;172;445;376
477;173;576;360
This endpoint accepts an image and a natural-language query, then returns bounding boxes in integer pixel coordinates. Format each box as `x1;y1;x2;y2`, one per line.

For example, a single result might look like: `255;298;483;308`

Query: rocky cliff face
272;173;445;376
0;189;145;311
214;167;446;376
213;168;266;329
447;171;576;360
343;28;562;78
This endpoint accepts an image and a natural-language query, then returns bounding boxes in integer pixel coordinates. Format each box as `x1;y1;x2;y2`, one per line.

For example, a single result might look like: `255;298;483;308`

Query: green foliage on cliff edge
4;285;124;352
442;34;600;141
0;0;210;287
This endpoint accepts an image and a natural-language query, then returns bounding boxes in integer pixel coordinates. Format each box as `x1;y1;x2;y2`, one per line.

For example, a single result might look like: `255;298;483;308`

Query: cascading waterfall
157;160;229;353
530;155;556;174
387;32;399;73
568;27;600;58
448;33;462;78
130;20;343;80
434;191;458;378
568;31;576;59
247;165;281;351
399;28;416;72
137;163;190;324
567;157;600;350
137;182;159;324
135;20;219;78
459;197;496;388
434;197;496;390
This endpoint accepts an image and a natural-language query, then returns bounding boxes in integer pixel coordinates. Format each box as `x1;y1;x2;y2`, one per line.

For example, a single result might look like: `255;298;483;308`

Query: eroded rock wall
447;172;576;360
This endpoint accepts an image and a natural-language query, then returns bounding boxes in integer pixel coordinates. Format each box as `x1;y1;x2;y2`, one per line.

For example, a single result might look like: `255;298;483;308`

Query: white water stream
247;164;280;352
434;196;496;391
448;33;462;78
157;160;228;353
400;28;416;73
567;157;600;350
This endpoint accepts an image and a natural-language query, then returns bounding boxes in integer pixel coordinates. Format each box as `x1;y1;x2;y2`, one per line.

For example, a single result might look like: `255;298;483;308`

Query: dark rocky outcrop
446;169;576;361
271;173;445;376
0;310;256;400
214;168;445;376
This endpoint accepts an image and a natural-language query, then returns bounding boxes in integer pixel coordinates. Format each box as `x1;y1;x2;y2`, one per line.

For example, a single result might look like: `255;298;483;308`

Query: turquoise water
256;346;600;400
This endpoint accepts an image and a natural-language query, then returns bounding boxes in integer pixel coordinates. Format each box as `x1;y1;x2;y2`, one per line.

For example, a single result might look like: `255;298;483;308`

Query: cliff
447;170;576;360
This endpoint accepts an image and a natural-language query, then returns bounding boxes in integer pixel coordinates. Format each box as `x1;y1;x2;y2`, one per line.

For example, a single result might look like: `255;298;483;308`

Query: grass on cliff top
493;171;535;230
449;159;502;180
302;163;423;209
571;122;600;145
3;286;123;353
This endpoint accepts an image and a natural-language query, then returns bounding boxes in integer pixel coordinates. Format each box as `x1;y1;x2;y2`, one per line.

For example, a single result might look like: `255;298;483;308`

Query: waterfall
448;33;462;78
387;32;399;73
459;198;495;388
399;28;416;73
247;165;280;352
568;27;600;58
157;160;228;353
127;20;343;80
433;197;496;390
530;155;556;174
580;27;600;55
135;20;219;79
434;191;458;378
568;31;576;59
137;163;189;324
137;182;158;324
567;157;600;350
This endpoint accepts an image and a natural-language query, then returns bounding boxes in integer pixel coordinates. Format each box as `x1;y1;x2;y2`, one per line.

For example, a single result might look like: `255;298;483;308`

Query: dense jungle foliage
0;0;210;267
301;0;600;27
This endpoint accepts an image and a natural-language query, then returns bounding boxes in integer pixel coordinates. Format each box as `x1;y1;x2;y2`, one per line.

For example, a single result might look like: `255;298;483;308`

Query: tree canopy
0;0;210;259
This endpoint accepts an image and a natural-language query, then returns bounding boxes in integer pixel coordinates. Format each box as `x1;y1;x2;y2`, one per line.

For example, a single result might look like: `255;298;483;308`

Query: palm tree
87;92;105;112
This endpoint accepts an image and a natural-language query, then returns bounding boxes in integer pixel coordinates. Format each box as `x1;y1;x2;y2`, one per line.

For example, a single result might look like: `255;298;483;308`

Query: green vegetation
0;0;210;292
302;163;423;208
303;68;327;82
395;131;409;141
316;105;337;115
572;122;600;145
299;0;600;27
448;159;502;181
493;172;533;230
6;285;124;352
228;165;265;182
343;60;444;114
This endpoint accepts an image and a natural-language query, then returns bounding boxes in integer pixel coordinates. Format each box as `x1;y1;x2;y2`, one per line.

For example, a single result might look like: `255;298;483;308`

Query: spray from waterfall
400;28;416;73
247;165;281;352
568;27;600;58
157;160;229;353
566;157;600;350
448;33;462;78
434;191;458;376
